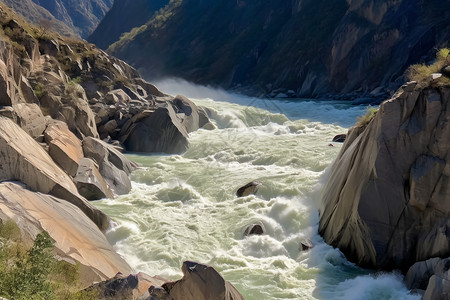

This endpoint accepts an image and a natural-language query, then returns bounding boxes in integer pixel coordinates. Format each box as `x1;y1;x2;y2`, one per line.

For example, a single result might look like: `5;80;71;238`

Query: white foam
93;81;411;299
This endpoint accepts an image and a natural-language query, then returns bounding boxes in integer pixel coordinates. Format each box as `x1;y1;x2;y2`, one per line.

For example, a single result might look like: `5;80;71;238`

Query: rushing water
94;79;420;300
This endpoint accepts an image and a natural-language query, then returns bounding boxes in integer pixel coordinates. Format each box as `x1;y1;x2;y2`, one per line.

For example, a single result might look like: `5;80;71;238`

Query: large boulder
44;120;84;177
121;95;201;154
0;182;132;286
74;158;114;200
82;137;137;195
318;83;450;270
162;261;244;300
0;117;109;230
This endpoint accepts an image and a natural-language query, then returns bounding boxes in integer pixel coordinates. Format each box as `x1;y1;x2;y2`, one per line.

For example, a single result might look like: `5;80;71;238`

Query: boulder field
319;79;449;297
0;5;241;299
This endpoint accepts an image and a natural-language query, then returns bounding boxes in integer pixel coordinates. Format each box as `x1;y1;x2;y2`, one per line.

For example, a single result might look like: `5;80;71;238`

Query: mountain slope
1;0;113;37
105;0;450;98
88;0;169;49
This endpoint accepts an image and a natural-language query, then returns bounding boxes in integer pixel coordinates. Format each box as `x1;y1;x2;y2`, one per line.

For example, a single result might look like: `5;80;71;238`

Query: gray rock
44;121;84;177
121;103;189;154
83;137;137;195
74;158;114;200
0;117;109;230
14;103;47;138
163;261;244;300
318;86;450;270
405;258;449;291
236;182;261;197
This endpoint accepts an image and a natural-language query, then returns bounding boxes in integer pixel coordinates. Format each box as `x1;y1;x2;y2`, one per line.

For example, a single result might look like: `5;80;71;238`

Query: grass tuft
407;48;450;86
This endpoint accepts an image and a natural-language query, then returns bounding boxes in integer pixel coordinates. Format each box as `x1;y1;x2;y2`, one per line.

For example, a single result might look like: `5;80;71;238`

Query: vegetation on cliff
0;220;97;299
407;48;450;86
98;0;450;98
0;0;113;38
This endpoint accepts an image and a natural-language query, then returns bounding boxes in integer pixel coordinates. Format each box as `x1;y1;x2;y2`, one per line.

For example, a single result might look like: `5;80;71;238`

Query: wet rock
163;261;244;300
236;181;261;197
299;239;313;251
74;158;114;200
332;134;346;143
244;221;266;236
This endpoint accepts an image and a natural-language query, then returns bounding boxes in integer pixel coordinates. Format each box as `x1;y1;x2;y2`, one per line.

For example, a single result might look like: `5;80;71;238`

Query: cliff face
102;0;449;98
318;77;449;272
88;0;169;50
1;0;113;37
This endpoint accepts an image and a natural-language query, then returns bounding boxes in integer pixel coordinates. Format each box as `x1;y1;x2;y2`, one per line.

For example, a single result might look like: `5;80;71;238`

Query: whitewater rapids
93;79;420;300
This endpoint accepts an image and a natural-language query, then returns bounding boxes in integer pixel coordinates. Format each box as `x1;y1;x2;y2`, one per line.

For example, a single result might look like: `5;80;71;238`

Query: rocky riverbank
319;64;450;298
0;4;240;299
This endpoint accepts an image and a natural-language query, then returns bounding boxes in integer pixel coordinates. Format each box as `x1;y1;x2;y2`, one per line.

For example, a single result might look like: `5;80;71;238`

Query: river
93;79;420;300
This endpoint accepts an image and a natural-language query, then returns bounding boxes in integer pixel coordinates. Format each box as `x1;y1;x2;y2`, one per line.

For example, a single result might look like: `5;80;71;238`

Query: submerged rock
332;134;346;143
243;222;266;236
319;83;450;270
236;182;261;197
162;261;244;300
299;239;313;251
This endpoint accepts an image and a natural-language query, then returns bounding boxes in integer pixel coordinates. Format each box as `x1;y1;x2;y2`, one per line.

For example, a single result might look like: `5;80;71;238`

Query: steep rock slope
318;69;449;296
0;2;210;288
0;0;75;36
106;0;450;98
1;0;113;37
88;0;169;50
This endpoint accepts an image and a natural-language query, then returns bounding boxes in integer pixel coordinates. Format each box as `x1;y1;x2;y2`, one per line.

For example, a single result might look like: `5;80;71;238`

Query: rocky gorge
0;0;449;299
0;3;240;299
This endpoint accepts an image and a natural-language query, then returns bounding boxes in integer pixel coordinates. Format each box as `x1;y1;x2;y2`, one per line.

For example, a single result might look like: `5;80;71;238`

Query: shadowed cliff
95;0;449;98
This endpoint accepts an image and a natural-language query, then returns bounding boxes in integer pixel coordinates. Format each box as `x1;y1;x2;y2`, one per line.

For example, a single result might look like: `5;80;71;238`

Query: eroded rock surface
0;117;109;230
319;83;450;270
0;182;131;286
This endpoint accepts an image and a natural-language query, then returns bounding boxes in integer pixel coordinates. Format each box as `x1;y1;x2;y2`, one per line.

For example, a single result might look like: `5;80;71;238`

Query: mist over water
94;79;420;300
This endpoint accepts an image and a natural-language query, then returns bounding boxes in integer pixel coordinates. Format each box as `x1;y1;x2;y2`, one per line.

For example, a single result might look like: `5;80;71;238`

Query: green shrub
407;48;450;86
34;83;44;98
356;106;379;128
0;220;97;300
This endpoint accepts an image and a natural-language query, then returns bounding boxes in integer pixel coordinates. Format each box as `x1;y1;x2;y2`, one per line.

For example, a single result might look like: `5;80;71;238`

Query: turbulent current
94;80;420;300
